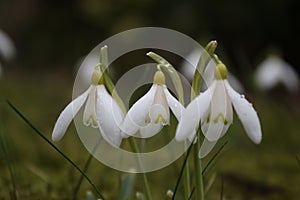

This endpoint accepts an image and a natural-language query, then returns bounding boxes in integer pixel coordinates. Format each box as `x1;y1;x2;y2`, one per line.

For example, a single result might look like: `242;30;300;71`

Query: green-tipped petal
201;81;233;141
83;86;98;128
149;104;169;125
150;85;169;125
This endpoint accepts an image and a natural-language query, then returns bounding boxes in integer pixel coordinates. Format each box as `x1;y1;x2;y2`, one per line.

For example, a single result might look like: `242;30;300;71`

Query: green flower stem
183;142;191;199
99;46;127;114
191;41;217;100
128;138;152;200
0;126;17;200
194;130;204;200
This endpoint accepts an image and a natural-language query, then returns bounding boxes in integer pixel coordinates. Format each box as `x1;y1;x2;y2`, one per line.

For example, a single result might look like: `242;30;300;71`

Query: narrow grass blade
187;187;195;200
296;154;300;165
7;101;105;200
73;153;94;199
220;175;224;200
172;139;194;200
202;141;228;176
0;127;17;200
204;173;216;195
73;140;102;200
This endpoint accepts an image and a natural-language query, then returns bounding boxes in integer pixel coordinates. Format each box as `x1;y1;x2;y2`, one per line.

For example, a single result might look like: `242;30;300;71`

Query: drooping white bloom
52;68;124;146
176;62;262;157
121;68;184;138
0;29;16;77
255;55;299;93
0;29;16;61
181;50;244;92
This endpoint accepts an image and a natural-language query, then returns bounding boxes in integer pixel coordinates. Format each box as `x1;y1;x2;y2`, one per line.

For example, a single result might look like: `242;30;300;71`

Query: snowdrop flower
52;67;125;146
121;66;184;138
176;60;262;149
0;29;16;61
254;55;299;93
0;29;16;77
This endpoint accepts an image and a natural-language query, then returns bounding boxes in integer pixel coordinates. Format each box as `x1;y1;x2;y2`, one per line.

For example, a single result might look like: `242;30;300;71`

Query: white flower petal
254;55;299;93
163;86;184;121
97;85;124;147
281;60;299;93
198;82;215;118
52;86;91;141
121;85;156;136
83;86;98;128
152;85;170;124
201;81;232;141
199;138;218;158
139;123;163;138
255;56;282;90
175;103;199;142
175;89;211;142
0;29;16;61
225;80;262;144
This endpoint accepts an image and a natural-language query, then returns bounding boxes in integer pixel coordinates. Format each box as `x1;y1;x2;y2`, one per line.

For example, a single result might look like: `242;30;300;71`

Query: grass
1;68;300;199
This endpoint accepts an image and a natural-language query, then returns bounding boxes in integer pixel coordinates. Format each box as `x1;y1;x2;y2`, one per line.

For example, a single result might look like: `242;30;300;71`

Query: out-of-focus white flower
121;67;184;138
52;67;125;146
0;29;16;61
255;55;299;93
176;62;262;157
181;50;244;93
0;29;16;77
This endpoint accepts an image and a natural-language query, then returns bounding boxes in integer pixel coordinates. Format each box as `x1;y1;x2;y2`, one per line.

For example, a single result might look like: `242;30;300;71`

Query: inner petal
83;86;98;128
202;80;232;141
149;104;169;125
151;85;170;124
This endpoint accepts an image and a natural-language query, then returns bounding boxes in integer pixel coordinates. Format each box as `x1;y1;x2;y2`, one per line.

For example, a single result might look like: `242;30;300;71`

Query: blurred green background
0;0;300;199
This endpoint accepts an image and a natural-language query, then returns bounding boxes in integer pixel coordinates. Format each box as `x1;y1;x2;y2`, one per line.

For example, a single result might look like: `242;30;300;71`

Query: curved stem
194;130;204;200
8;101;105;200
